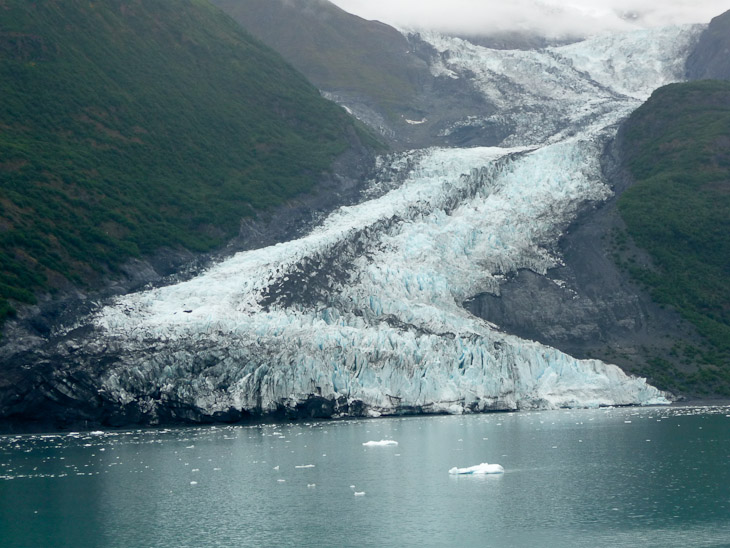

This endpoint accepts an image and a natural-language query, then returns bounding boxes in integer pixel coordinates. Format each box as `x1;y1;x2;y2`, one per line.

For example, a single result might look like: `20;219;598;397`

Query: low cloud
330;0;729;38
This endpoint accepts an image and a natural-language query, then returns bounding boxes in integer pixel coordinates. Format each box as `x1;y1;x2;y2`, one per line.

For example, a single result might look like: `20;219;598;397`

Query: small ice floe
354;491;366;496
362;440;398;447
448;463;504;475
295;464;315;469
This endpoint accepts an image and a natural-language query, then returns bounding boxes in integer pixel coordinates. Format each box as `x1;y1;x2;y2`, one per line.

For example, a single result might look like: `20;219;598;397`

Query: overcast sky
329;0;729;38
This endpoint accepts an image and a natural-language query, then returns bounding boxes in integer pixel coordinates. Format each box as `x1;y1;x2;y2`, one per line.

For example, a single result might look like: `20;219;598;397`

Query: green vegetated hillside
0;0;373;324
211;0;427;120
618;80;730;395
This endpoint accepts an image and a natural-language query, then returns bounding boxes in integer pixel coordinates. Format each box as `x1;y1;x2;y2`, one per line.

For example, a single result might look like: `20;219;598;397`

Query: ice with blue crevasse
84;24;703;420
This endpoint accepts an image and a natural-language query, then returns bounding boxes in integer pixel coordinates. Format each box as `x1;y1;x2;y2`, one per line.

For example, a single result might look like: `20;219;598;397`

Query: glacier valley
29;24;704;424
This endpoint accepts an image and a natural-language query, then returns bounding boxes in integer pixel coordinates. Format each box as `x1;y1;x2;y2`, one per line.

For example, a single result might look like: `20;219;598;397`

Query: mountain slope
616;80;730;394
212;0;498;148
0;0;372;326
211;0;426;118
686;9;730;80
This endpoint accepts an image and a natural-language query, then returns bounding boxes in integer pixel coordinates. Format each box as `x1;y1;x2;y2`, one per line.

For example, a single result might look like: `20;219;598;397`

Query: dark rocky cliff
686;9;730;80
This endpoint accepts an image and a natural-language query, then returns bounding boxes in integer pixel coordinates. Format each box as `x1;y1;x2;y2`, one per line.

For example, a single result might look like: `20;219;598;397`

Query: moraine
25;24;703;425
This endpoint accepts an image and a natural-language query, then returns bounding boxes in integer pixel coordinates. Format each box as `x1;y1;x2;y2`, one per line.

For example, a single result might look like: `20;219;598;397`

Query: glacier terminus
24;24;706;425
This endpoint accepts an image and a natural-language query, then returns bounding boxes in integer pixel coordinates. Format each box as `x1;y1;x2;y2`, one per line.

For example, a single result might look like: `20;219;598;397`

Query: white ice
76;25;703;420
448;463;505;475
362;440;399;447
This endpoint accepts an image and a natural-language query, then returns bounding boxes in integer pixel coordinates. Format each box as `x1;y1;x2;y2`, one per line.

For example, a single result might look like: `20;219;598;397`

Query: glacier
55;24;704;423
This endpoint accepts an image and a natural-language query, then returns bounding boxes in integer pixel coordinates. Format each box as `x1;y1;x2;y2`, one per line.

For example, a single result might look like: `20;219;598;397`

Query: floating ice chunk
362;440;398;447
295;464;315;469
448;463;504;475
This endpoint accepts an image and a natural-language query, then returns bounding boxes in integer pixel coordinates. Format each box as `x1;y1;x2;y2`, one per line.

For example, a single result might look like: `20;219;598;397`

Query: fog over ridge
329;0;729;38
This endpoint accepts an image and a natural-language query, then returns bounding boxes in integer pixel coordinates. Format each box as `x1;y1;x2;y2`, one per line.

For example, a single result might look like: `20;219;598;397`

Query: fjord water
2;406;729;547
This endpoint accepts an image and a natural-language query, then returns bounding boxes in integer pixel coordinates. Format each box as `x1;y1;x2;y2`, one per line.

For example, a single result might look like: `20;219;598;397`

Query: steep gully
0;25;704;427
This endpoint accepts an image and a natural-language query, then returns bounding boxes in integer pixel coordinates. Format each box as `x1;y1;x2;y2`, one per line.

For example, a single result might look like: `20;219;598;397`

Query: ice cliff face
54;25;702;423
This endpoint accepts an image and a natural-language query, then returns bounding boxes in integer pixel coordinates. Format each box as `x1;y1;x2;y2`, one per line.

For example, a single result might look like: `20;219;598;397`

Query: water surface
1;406;729;547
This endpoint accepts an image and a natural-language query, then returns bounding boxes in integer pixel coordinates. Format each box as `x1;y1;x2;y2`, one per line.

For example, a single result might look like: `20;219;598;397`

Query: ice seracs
66;25;700;423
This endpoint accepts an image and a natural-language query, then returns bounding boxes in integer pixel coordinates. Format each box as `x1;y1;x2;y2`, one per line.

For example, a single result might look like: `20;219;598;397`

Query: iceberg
362;440;399;447
449;463;505;475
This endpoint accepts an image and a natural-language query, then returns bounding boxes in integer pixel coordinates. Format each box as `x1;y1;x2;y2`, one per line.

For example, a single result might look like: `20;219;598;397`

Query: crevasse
90;25;703;420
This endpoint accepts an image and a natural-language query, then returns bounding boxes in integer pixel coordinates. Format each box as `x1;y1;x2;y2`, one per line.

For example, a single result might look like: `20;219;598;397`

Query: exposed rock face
464;135;702;380
686;9;730;80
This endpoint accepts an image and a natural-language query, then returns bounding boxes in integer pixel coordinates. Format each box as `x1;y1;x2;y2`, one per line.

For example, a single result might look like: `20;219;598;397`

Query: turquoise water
1;406;729;547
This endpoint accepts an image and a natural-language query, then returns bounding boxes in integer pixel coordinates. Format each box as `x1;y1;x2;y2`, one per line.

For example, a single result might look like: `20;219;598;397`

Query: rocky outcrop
686;9;730;80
